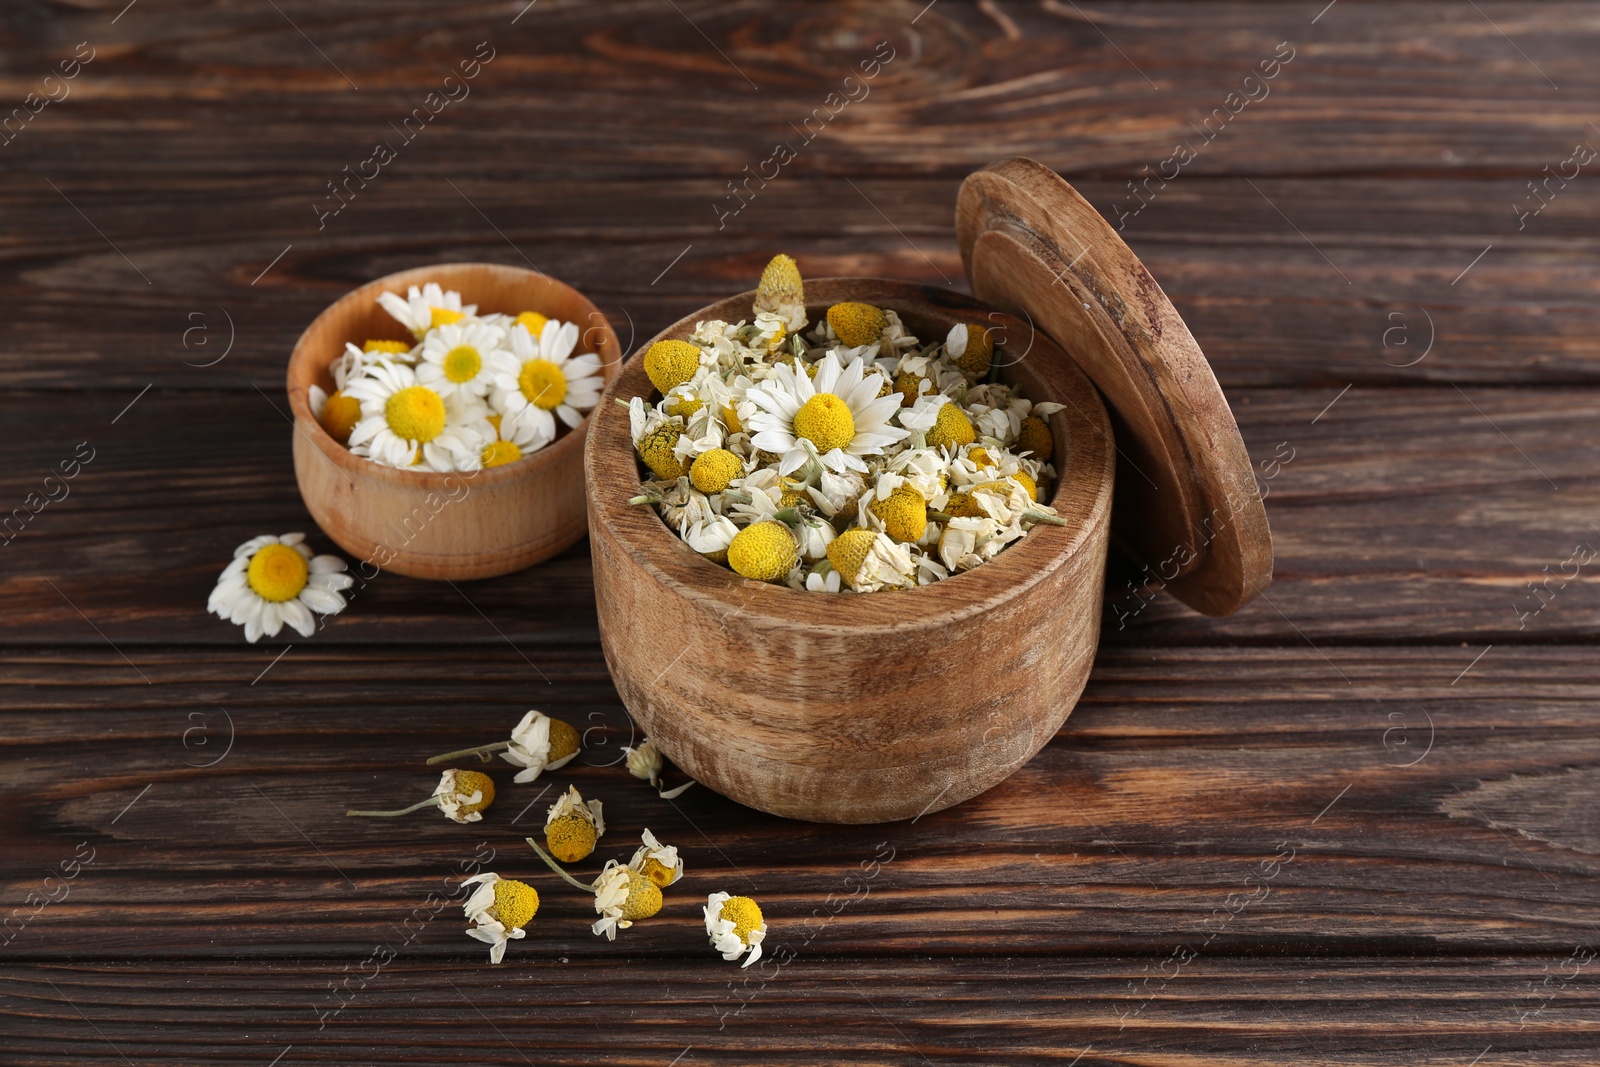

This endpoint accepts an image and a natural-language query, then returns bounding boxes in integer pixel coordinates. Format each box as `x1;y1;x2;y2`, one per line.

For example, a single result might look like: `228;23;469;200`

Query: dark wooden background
3;1;1598;1063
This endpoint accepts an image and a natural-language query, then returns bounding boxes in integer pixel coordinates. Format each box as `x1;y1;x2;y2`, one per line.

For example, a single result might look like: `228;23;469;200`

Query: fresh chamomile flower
207;533;353;643
745;353;908;476
377;282;476;339
490;318;605;447
425;710;582;785
525;839;665;940
417;320;504;399
346;769;496;824
461;872;539;964
309;383;362;446
628;829;684;887
544;785;605;863
477;408;548;469
622;738;695;799
344;360;487;471
705;892;767;967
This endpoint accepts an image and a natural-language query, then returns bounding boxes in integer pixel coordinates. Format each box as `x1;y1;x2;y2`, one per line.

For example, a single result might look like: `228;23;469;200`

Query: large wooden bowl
585;279;1115;823
287;263;621;580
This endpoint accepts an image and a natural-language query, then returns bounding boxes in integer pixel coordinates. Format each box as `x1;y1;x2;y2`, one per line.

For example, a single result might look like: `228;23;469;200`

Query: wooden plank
3;2;1595;180
2;174;1595;390
2;645;1596;959
1;958;1596;1065
0;386;1594;645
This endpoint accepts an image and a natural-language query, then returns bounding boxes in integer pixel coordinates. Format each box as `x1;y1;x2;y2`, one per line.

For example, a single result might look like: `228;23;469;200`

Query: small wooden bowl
586;279;1116;823
287;263;621;580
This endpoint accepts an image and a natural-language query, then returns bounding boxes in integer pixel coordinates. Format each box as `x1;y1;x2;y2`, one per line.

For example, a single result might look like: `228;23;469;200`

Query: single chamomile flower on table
705;891;767;968
207;533;352;643
346;769;496;824
343;360;486;471
425;710;582;784
377;282;476;340
622;738;695;799
417;320;504;400
627;829;684;887
461;872;539;964
745;352;908;477
525;839;665;941
544;785;605;863
489;318;605;448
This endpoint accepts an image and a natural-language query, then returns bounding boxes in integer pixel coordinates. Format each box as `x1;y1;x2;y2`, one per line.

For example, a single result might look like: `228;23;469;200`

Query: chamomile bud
346;769;495;824
705;891;767;967
622;738;697;799
545;785;605;863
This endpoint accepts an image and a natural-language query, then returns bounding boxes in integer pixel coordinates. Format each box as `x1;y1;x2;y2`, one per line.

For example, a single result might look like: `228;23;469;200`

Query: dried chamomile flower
377;282;476;339
644;339;704;395
622;738;696;799
346;769;496;824
689;448;744;494
867;483;928;544
628;829;684;888
826;301;888;348
545;785;605;863
946;322;995;378
525;839;664;940
826;528;917;593
727;521;798;582
754;253;807;332
1017;414;1054;462
705;892;767;968
426;710;582;785
628;397;687;481
208;533;353;643
682;515;740;564
926;401;977;452
461;872;539;964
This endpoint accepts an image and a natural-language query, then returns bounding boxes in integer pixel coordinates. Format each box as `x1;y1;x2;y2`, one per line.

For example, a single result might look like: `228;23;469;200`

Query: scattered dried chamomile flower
545;785;605;863
346;769;496;824
622;739;696;799
705;892;767;968
426;710;582;785
461;872;539;964
628;829;684;888
207;533;353;643
525;839;664;940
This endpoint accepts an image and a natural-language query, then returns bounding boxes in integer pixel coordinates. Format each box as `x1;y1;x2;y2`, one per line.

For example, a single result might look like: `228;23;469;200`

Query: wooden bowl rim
286;261;622;492
585;277;1115;633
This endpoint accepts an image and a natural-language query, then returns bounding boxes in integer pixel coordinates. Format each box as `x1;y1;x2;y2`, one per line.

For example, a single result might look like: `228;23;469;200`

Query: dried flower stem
525;837;596;891
426;741;510;766
346;796;441;818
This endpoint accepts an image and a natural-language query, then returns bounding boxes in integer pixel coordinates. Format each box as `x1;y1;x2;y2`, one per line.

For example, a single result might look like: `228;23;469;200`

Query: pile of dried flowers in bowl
627;256;1067;592
310;282;606;473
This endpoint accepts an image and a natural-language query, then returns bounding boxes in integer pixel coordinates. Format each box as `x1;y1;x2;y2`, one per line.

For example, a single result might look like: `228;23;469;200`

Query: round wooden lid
956;158;1272;615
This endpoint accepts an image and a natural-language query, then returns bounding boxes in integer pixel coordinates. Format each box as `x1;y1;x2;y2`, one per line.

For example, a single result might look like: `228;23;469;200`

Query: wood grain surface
2;1;1596;1064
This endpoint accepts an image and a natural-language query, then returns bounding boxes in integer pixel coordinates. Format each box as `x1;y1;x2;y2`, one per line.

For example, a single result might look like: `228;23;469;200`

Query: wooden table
4;2;1596;1063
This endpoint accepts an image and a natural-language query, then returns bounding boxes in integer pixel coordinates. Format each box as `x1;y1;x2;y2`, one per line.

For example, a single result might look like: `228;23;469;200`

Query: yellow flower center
689;448;744;494
666;396;704;419
481;439;523;468
518;358;567;410
319;390;362;446
451;771;496;816
778;484;810;509
826;302;887;348
1013;471;1040;502
719;896;764;945
514;311;548;335
364;339;412;355
968;446;994;469
643;340;701;395
955;323;994;376
721;403;742;433
893;370;925;405
825;528;878;585
246;543;309;603
384;385;446;443
869;484;927;543
547;812;598;863
638;857;676;888
637;425;685;481
757;254;804;309
927;402;975;451
727;521;798;582
492;878;540;931
620;869;664;921
792;393;855;453
442;345;482;384
1017;414;1054;462
548;718;581;763
429;307;464;328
